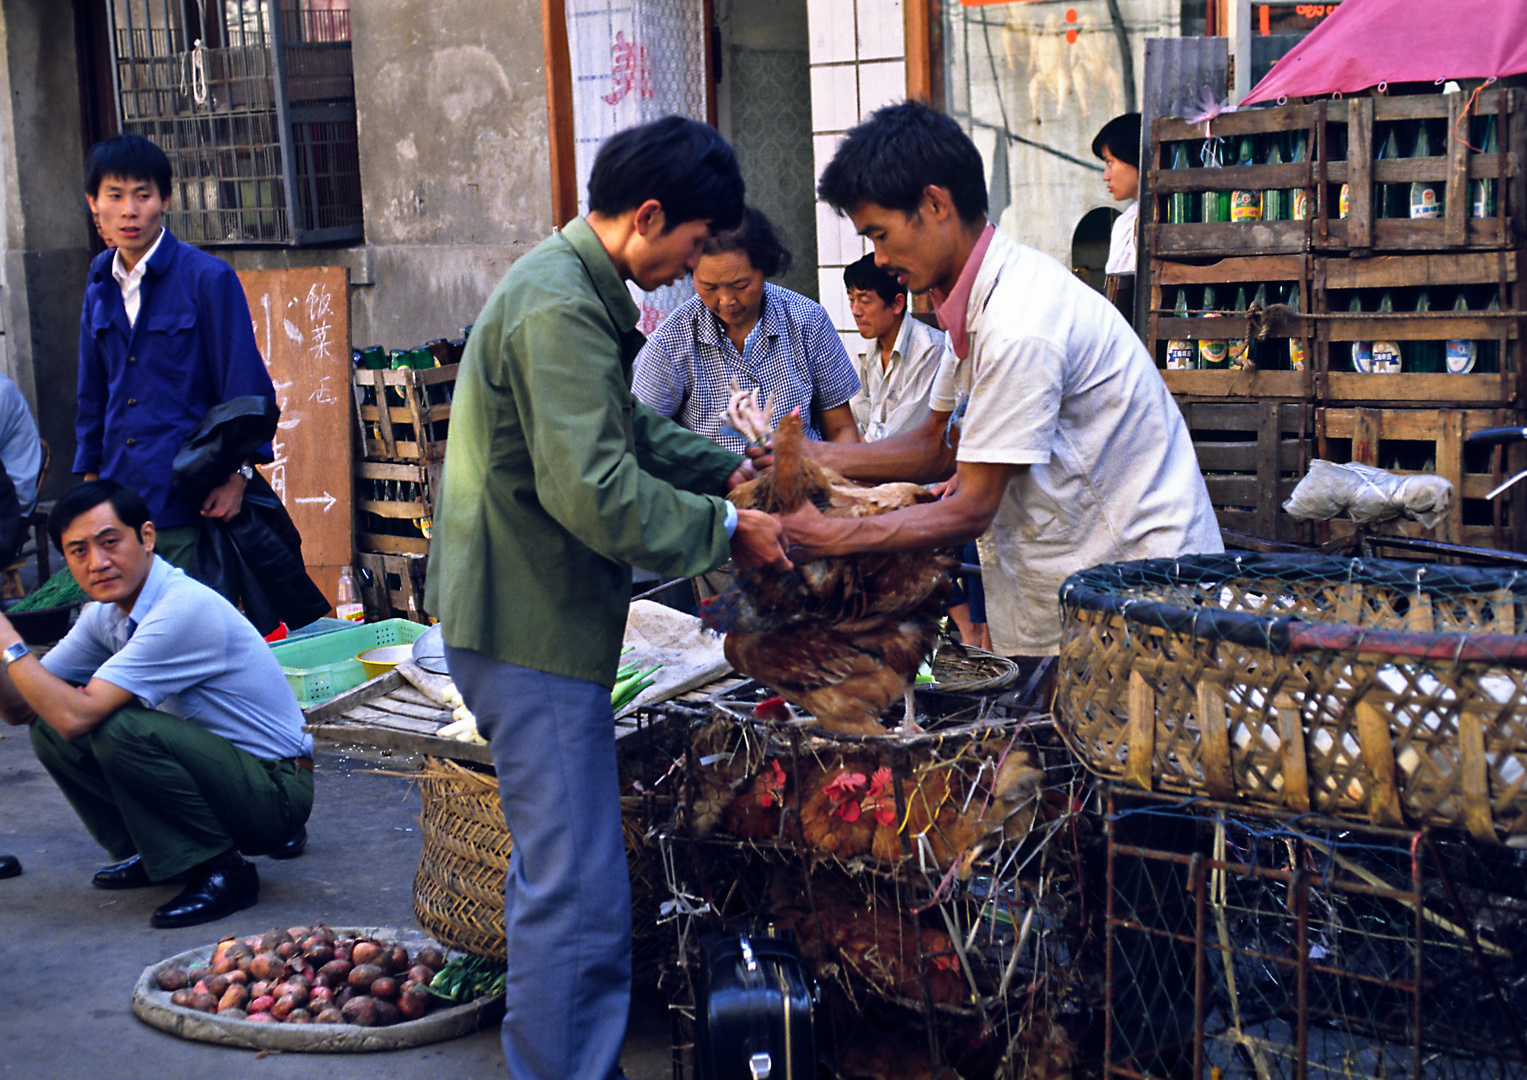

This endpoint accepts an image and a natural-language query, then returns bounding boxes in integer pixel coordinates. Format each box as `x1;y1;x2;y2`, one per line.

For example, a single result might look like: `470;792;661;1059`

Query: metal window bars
107;0;363;245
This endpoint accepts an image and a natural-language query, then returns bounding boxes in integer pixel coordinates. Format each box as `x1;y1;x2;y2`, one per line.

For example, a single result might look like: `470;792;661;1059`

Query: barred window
108;0;363;245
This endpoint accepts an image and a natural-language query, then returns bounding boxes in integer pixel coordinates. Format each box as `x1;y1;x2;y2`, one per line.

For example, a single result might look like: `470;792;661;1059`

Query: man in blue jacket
76;134;276;571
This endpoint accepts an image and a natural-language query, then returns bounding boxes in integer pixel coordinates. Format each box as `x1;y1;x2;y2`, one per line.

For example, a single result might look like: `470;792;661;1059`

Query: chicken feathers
706;413;957;737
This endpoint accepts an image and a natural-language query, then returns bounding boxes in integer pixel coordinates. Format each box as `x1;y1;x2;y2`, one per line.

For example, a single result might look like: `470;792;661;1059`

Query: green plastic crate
271;618;428;707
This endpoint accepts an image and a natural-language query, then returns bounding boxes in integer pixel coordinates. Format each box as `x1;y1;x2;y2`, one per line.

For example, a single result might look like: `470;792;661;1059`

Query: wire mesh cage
1104;790;1527;1080
640;680;1104;1080
1057;553;1527;843
107;0;363;245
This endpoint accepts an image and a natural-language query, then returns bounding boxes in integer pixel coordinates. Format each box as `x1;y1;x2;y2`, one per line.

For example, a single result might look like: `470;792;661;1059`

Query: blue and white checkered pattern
631;282;861;454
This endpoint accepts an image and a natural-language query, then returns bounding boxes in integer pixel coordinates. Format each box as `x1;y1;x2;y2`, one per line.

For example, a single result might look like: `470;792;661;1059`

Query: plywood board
238;267;353;607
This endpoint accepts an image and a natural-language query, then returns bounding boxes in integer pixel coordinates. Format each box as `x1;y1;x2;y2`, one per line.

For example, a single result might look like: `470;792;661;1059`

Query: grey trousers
445;646;630;1080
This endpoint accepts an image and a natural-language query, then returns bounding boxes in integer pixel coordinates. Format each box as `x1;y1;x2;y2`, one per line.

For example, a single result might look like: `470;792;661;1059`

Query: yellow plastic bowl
357;643;413;679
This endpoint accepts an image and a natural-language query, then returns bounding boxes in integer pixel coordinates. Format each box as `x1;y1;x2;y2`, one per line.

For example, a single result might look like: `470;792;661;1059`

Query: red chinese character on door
603;31;654;106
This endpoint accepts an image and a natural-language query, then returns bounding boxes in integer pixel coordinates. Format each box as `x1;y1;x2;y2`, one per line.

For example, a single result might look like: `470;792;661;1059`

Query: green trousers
150;525;198;574
29;706;313;881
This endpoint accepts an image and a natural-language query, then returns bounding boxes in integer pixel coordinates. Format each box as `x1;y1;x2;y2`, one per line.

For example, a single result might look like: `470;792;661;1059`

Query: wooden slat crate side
356;532;430;557
1178;400;1313;543
355;550;430;623
1316;406;1517;549
1149;256;1315;400
351;363;457;463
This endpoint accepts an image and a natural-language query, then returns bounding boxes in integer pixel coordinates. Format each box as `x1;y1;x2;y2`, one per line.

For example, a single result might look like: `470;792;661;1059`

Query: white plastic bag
1282;459;1454;529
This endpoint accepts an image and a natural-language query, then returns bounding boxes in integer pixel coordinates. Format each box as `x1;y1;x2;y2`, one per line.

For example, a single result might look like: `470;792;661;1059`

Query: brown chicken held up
705;412;957;736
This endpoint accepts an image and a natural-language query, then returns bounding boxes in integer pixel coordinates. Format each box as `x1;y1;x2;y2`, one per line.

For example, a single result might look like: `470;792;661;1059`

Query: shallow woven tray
1057;552;1527;843
131;926;501;1051
929;644;1021;693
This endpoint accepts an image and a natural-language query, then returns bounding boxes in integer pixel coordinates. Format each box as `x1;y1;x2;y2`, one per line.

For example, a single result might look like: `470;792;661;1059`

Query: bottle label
1166;340;1196;370
1471;179;1494;219
1228;339;1250;368
1291;189;1311;221
1199;339;1229;368
1230;190;1262;222
1409;185;1442;218
1446;339;1478;374
1289;338;1307;371
337;602;365;622
1370;341;1403;374
1351;340;1374;372
1339;184;1350;219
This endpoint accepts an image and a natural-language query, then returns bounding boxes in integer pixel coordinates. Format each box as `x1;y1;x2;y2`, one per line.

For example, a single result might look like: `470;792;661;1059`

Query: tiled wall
807;0;907;355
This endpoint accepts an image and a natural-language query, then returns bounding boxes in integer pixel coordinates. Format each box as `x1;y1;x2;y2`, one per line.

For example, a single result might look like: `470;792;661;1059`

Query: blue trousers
446;646;630;1080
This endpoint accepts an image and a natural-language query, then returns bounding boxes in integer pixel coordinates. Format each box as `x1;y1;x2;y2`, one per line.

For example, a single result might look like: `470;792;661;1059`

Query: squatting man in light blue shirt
0;479;311;927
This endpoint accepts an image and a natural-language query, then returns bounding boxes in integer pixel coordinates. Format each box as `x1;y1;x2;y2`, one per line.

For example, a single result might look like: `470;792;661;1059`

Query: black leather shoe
0;854;20;879
93;854;153;889
150;860;259;928
265;825;307;860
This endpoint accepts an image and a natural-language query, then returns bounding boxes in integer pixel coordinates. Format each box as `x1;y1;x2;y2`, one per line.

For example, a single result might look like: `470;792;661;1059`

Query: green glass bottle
357;346;387;370
1377;125;1403;219
1230;137;1262;222
1370;291;1402;373
1445;291;1477;374
1410;290;1441;372
1199;285;1229;368
1228;286;1252;368
1479;293;1502;372
1165;288;1196;369
1168;143;1196;224
1350;294;1373;372
1263;135;1286;222
1471;115;1499;218
1290;131;1312;221
1287;284;1307;371
1201;139;1230;223
1409;121;1443;218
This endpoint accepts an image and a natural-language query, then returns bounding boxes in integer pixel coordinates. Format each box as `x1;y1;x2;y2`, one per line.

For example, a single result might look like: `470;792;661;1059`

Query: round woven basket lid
929;645;1021;693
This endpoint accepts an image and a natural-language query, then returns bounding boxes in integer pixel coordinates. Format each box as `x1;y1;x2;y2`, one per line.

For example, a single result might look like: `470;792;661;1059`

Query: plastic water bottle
335;565;364;622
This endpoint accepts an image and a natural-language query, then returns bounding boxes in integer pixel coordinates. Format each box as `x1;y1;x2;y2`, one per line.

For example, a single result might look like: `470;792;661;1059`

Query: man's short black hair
842;253;904;308
700;206;792;278
51;480;152;551
84;134;173;200
1091;113;1142;170
587;116;744;233
817;100;988;225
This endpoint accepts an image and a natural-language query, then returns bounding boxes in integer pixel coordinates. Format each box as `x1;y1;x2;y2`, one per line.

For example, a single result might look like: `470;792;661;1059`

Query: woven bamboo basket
413;757;514;961
412;757;667;967
1056;553;1527;843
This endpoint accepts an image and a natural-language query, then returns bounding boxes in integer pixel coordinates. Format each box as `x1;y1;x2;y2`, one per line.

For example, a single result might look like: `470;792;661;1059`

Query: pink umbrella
1242;0;1527;105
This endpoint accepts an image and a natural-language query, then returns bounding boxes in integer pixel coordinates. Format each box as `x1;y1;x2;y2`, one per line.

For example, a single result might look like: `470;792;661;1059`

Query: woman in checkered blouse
632;207;862;454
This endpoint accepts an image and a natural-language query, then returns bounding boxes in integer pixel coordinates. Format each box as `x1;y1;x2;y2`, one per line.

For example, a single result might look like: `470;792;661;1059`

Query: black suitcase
694;932;817;1080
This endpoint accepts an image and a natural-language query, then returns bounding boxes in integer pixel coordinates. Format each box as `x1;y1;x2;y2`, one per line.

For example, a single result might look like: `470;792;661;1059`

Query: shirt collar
933;221;996;361
699;283;779;356
125;554;175;625
110;227;169;287
562;217;641;332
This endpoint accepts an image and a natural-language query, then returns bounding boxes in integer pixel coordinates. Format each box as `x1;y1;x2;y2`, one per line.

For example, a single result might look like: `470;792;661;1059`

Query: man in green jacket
425;116;789;1080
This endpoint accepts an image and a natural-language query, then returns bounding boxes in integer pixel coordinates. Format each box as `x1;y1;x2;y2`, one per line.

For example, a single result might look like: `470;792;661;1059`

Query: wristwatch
2;641;30;668
236;463;255;481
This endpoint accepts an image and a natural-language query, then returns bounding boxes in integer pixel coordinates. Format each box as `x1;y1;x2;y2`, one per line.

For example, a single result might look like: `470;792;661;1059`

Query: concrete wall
0;0;552;501
225;0;553;353
0;0;94;497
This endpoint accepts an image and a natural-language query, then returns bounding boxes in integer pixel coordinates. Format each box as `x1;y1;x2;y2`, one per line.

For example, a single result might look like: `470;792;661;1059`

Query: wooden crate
1314;250;1519;407
1310;89;1522;255
1148;89;1521;258
1151;254;1313;400
1316;406;1522;550
351;363;456;463
355;551;429;623
1177;400;1314;543
355;459;439;556
1149;103;1321;257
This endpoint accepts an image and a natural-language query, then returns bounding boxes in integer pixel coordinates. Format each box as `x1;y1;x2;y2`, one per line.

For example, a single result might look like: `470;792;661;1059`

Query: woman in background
633;207;861;453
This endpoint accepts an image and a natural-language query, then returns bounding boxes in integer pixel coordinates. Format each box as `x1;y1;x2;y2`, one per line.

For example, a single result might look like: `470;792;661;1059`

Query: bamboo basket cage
1056;552;1527;843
